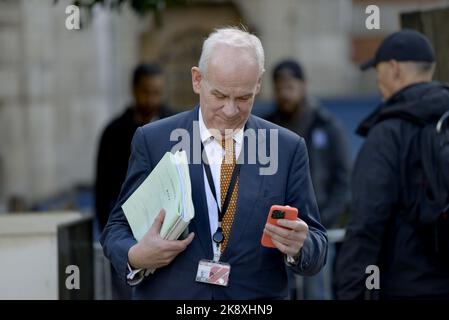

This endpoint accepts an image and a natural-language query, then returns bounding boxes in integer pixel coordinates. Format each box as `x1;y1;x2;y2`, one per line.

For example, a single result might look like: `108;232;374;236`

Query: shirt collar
198;107;244;147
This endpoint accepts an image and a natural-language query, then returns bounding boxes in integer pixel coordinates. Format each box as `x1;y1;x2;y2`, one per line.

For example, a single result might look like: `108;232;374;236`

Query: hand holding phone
261;205;298;248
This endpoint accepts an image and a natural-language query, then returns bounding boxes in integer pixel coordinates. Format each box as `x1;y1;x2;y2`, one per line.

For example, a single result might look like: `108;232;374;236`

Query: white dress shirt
198;107;243;258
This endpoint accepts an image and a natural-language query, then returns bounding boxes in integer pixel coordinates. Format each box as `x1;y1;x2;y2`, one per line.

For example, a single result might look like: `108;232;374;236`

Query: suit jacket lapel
189;160;214;259
169;106;213;259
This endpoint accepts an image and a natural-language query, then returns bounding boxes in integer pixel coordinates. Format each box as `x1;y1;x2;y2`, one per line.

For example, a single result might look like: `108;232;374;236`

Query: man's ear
255;77;262;95
191;67;202;94
390;60;401;80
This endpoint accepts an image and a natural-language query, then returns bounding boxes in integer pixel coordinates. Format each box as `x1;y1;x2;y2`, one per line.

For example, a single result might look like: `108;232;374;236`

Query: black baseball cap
360;29;435;71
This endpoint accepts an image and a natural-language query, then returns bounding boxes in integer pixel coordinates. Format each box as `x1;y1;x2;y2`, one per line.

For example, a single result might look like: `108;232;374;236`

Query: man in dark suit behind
101;27;327;299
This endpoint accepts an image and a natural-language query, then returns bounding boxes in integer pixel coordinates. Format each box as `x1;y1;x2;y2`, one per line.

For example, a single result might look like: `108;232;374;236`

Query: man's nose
222;100;239;118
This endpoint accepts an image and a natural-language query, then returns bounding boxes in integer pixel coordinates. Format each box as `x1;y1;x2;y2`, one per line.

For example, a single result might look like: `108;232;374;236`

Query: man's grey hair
402;61;436;76
413;61;436;75
198;26;265;77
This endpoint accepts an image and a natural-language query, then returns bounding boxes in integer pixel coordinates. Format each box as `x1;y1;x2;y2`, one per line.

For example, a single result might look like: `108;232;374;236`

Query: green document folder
122;150;195;243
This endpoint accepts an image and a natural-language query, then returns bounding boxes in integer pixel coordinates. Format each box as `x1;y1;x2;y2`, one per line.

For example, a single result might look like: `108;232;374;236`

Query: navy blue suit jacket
100;106;327;299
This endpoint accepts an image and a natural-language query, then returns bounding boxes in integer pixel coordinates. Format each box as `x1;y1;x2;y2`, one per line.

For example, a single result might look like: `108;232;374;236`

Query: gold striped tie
220;138;239;253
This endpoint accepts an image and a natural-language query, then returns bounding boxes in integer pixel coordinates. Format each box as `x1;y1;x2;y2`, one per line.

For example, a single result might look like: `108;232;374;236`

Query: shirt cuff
126;263;146;286
285;247;302;266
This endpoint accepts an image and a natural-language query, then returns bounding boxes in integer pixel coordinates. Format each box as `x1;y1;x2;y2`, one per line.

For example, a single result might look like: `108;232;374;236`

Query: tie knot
221;138;235;164
221;137;233;150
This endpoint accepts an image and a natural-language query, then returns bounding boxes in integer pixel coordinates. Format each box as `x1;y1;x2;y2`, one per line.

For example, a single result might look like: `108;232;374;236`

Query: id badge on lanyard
196;259;231;287
195;141;240;287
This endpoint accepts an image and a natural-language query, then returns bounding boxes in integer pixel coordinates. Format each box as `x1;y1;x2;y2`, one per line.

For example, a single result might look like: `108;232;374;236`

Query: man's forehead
135;74;163;86
206;62;258;90
275;73;302;85
207;79;255;96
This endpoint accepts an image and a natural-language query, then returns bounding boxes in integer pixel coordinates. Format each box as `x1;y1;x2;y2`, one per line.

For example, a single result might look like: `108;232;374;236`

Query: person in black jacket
95;63;173;299
268;60;350;299
336;29;449;300
268;60;350;230
95;64;173;232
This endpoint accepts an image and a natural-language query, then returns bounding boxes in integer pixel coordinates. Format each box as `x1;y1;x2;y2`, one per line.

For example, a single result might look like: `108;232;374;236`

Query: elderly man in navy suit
101;27;327;299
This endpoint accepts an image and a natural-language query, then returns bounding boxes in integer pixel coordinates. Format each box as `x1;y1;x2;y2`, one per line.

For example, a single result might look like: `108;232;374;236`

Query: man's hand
263;218;309;257
128;209;195;269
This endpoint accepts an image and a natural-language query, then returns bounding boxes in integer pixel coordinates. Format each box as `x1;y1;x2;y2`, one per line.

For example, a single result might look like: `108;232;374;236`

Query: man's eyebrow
238;93;253;98
211;89;227;96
